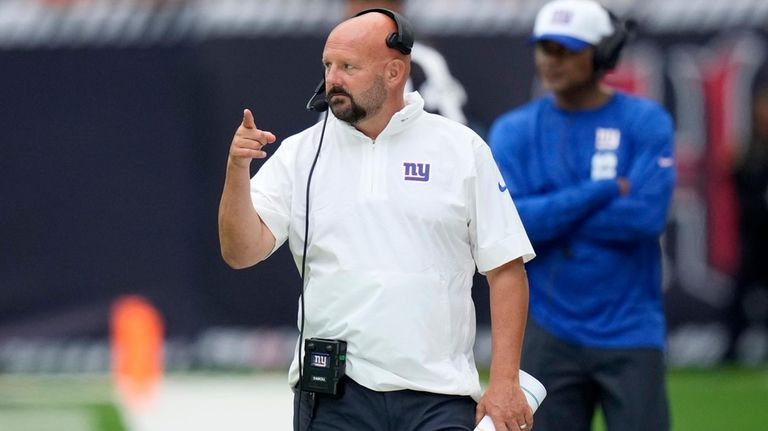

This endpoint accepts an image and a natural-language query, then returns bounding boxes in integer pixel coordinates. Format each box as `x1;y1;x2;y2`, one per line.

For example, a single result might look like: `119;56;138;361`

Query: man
488;1;675;430
219;9;535;431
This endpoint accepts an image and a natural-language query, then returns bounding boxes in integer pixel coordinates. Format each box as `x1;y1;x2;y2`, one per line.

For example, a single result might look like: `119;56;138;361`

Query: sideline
119;373;293;431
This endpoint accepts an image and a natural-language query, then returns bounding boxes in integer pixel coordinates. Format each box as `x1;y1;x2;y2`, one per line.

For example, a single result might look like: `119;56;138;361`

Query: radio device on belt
300;338;347;396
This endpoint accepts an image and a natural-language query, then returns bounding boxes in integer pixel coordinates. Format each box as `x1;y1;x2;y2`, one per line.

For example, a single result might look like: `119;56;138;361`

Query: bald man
343;0;469;124
219;10;535;431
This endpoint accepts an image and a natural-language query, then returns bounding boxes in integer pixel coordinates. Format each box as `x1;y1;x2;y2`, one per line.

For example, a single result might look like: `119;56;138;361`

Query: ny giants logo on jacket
591;127;621;180
403;162;431;182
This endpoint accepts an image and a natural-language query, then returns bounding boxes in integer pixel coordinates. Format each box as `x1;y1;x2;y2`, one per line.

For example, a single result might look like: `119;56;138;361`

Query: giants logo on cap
551;10;573;24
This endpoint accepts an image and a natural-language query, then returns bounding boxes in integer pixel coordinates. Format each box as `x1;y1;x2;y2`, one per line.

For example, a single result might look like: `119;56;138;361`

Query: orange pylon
110;295;164;408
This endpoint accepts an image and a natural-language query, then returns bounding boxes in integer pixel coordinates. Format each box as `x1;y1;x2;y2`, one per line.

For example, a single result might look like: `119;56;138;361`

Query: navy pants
293;377;477;431
522;320;670;431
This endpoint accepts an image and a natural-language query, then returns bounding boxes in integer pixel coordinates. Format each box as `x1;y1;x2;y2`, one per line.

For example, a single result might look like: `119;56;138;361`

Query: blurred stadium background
1;0;767;429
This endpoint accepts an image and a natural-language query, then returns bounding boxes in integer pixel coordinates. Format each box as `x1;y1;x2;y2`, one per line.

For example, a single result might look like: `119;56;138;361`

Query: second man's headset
592;8;637;72
306;7;414;112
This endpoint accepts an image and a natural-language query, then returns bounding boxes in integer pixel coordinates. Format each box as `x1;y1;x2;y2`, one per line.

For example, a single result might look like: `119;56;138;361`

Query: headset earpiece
593;9;635;72
355;8;414;55
386;32;406;54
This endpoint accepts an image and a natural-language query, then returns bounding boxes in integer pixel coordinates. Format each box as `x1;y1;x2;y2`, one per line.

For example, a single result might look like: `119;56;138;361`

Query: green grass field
591;367;768;431
667;367;768;430
0;375;126;431
478;367;768;431
0;367;766;431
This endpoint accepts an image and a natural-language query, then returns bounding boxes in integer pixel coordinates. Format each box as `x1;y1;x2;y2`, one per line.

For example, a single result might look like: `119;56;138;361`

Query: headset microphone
306;78;329;112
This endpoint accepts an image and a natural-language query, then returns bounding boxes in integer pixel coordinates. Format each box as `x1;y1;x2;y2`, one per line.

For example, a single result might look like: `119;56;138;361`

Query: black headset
354;7;415;55
306;7;414;112
593;8;636;72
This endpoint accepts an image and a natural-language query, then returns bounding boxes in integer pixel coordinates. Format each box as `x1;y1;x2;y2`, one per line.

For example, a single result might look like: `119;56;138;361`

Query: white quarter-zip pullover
251;92;534;400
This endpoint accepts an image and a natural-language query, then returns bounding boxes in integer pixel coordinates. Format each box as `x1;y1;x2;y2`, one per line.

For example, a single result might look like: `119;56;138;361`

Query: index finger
242;108;256;129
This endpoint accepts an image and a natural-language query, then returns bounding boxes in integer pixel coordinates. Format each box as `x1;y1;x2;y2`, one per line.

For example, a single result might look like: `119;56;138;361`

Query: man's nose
325;65;342;87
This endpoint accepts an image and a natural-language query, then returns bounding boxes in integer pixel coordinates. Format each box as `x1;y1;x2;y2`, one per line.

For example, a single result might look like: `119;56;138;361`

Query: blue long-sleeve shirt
489;92;675;349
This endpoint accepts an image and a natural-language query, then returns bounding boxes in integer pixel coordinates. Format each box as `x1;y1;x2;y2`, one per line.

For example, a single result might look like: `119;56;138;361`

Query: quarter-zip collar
332;91;425;143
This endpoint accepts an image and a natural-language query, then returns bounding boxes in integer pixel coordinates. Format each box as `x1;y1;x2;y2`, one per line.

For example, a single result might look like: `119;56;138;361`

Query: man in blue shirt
489;1;675;430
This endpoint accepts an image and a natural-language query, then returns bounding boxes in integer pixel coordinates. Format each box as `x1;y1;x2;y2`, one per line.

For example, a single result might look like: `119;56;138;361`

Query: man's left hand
476;379;533;431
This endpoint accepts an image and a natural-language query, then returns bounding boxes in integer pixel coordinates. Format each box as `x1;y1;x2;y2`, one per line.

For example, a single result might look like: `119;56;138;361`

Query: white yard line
0;409;96;431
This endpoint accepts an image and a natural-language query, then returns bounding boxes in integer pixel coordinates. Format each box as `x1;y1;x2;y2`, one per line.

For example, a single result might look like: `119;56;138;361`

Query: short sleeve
467;137;535;274
250;142;296;256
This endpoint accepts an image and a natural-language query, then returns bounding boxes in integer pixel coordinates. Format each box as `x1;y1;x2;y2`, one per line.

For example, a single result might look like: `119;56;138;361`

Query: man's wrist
227;156;251;171
489;366;521;384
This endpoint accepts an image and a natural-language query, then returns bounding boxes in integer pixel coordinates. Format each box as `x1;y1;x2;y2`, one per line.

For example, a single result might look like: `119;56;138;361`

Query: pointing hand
228;109;277;169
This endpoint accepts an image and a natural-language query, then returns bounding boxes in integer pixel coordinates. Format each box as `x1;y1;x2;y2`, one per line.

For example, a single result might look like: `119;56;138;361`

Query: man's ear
386;58;407;86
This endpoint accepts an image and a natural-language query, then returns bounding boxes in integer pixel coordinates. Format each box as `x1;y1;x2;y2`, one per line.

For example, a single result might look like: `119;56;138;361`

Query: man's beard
329;89;368;124
328;76;386;125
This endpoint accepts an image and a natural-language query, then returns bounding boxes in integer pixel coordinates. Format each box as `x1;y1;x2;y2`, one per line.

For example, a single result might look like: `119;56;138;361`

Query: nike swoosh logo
498;182;508;192
658;157;675;168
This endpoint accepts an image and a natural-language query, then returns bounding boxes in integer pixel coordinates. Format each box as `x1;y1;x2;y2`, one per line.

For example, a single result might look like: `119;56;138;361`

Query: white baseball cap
532;0;614;52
